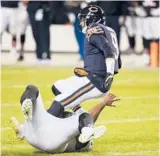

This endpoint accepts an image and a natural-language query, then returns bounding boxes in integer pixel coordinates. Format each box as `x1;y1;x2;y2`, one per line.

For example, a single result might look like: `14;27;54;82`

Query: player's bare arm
89;93;120;122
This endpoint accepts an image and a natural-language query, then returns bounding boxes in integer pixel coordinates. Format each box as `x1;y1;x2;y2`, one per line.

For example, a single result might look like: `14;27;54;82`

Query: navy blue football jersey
83;23;119;77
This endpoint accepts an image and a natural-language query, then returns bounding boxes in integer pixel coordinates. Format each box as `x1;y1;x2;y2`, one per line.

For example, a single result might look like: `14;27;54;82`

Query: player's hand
101;93;120;107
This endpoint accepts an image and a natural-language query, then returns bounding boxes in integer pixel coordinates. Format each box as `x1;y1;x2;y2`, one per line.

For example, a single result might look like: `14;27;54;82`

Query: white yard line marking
97;117;158;125
1;117;158;131
0;127;12;131
104;150;158;156
120;95;159;100
2;70;36;74
1;101;52;107
1;84;51;88
1;95;158;108
1;103;19;107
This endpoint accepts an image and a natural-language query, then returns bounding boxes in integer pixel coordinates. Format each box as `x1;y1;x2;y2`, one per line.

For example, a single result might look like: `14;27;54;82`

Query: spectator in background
1;1;18;56
135;0;159;65
24;1;51;63
49;1;70;25
65;1;87;60
17;1;29;61
124;1;139;54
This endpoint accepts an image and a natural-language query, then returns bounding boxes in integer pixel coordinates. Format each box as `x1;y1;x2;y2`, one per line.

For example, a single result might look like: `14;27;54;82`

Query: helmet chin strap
96;18;101;24
82;18;102;33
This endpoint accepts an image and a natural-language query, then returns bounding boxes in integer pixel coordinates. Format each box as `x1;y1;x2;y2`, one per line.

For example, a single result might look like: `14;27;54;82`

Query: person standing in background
49;1;70;25
24;1;51;64
65;1;87;61
1;1;18;56
135;0;159;66
124;1;139;54
17;1;29;61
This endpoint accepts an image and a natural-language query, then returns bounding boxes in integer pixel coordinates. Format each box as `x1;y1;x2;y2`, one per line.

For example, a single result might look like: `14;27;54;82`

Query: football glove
104;73;113;91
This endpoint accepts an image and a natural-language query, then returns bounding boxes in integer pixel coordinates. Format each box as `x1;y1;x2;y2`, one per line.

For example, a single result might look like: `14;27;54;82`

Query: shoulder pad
86;26;104;40
106;26;116;34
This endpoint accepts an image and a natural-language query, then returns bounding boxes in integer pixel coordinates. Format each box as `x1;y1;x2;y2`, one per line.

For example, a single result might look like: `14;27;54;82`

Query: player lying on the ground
11;85;119;153
47;5;121;119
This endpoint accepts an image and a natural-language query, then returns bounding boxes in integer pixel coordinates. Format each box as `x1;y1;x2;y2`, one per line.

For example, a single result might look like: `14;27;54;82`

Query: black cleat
17;55;24;61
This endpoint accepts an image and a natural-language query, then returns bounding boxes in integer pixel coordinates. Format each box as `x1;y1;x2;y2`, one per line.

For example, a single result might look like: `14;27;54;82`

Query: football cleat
21;99;33;122
10;116;24;140
78;125;106;143
94;125;107;139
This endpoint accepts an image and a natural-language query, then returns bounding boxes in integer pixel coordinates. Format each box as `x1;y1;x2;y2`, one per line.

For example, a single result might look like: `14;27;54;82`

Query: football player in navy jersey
47;5;121;123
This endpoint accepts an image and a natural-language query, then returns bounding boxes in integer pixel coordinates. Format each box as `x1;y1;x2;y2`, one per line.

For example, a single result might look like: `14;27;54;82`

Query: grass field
1;66;159;156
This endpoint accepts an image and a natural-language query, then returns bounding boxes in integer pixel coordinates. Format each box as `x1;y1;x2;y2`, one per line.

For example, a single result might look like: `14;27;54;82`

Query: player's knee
20;85;39;104
47;100;64;118
51;84;61;96
78;113;94;132
25;85;39;98
54;95;63;103
26;85;39;92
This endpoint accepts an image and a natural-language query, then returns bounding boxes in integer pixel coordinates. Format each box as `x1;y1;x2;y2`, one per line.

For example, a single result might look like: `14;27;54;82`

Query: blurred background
1;0;159;68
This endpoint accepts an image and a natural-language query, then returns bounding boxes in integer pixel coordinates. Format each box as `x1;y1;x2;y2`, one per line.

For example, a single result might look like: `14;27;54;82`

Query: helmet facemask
78;14;88;33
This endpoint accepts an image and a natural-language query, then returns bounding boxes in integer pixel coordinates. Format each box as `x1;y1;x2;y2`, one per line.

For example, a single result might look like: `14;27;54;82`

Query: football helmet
78;5;106;33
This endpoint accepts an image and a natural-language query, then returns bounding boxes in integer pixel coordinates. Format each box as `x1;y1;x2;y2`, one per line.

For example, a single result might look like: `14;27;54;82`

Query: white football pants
22;93;80;153
142;17;159;40
54;76;104;109
125;16;143;37
1;7;18;35
17;2;29;34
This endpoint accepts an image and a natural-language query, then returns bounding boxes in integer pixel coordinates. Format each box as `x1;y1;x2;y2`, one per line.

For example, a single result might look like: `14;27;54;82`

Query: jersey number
110;32;119;59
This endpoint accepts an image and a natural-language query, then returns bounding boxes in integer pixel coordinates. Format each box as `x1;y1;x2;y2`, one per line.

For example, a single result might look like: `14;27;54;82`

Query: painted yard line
120;95;159;100
97;117;159;124
2;70;37;74
1;84;51;88
2;78;156;87
1;94;158;107
104;150;158;156
0;127;11;131
114;78;158;85
1;101;52;107
1;117;158;131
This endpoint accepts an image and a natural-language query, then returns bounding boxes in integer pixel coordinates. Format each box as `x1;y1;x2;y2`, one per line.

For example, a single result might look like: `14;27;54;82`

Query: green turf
1;66;159;156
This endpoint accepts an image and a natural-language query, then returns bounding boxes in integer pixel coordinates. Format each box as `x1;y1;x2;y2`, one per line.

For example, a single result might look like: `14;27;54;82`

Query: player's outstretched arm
88;93;120;123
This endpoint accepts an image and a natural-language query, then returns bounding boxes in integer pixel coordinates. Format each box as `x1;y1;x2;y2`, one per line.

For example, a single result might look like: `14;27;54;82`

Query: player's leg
63;111;106;152
18;85;60;149
10;116;25;140
48;76;104;117
125;16;136;52
10;117;39;146
17;33;26;61
20;85;39;122
55;83;104;110
49;76;97;116
11;85;45;145
17;11;28;61
0;8;9;34
9;8;18;51
10;85;40;141
51;75;84;96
